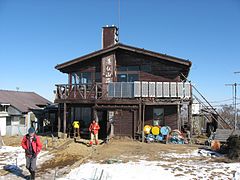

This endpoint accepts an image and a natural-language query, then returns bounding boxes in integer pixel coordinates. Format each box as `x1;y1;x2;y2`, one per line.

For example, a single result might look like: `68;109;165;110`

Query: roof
0;90;52;113
55;43;192;72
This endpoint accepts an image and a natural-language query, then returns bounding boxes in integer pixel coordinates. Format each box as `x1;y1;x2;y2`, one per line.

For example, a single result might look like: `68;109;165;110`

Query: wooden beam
94;105;139;109
138;102;142;133
142;104;145;143
133;110;137;140
58;104;61;132
177;104;181;130
68;73;72;91
188;101;193;136
63;103;67;134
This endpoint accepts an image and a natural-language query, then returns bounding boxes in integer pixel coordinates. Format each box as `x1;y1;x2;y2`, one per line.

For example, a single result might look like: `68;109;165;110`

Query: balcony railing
55;82;191;101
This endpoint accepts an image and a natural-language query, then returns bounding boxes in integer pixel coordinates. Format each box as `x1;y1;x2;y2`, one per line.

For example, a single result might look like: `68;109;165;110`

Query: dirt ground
1;135;232;179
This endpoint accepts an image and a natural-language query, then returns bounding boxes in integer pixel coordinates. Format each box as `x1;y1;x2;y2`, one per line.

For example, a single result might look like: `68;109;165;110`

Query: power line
208;98;233;104
225;83;240;130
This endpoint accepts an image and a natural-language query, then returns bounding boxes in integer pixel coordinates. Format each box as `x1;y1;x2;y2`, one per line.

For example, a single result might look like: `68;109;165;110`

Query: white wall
0;116;7;136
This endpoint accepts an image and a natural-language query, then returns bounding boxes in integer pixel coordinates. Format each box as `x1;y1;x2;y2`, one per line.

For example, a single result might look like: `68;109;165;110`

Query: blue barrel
161;126;171;136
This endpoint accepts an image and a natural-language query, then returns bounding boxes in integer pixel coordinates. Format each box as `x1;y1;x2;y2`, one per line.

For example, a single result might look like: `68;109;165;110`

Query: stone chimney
102;25;119;49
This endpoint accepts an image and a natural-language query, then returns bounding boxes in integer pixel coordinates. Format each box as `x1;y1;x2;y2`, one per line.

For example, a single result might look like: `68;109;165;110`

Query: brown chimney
102;25;119;49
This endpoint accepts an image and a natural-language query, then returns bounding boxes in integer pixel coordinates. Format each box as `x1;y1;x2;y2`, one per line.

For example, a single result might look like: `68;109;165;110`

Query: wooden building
55;26;192;139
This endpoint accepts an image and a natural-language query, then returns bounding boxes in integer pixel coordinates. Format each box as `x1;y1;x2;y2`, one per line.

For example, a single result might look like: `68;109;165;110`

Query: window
117;66;127;71
95;72;101;82
141;65;151;73
153;108;164;126
72;72;93;84
128;74;139;82
127;66;139;71
117;74;127;82
20;117;25;125
81;72;92;84
117;66;139;82
6;116;11;126
117;73;139;82
117;66;140;72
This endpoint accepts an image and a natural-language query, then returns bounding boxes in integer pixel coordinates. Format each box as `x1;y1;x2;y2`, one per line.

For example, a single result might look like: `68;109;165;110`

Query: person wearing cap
88;119;100;146
21;127;42;180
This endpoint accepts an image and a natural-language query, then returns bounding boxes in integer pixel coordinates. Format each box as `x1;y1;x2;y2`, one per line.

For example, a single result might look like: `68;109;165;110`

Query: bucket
161;126;171;136
151;126;160;135
143;125;152;134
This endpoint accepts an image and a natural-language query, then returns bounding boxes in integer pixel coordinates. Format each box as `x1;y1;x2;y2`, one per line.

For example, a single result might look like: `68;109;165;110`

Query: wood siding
116;50;184;82
114;110;134;137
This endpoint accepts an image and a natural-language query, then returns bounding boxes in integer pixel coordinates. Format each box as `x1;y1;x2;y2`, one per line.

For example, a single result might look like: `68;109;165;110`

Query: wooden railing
55;83;105;100
55;82;192;101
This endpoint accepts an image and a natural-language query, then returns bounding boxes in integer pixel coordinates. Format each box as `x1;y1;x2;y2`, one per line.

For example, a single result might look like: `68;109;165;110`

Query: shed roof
0;90;52;113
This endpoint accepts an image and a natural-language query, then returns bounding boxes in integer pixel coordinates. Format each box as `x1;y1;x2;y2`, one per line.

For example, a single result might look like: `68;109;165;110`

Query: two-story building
55;26;192;139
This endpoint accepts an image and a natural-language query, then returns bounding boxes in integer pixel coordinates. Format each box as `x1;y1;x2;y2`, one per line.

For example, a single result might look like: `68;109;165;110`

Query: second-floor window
117;66;139;82
72;72;92;84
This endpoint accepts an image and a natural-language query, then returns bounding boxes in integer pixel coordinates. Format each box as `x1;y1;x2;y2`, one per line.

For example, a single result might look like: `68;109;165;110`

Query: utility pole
225;83;240;130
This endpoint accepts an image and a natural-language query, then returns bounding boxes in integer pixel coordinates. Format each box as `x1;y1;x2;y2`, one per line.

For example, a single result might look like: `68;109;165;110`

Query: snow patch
0;146;52;172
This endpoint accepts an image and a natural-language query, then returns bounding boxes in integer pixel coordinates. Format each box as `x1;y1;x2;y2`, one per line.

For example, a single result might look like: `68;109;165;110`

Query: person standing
72;120;80;138
89;120;100;146
21;127;42;180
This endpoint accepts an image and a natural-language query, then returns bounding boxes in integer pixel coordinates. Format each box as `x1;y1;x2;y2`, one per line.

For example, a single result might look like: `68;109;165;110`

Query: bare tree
218;104;240;128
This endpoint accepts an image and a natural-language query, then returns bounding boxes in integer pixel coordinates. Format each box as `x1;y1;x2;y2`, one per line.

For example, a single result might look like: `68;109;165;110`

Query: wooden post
68;73;72;91
138;103;142;133
142;104;145;143
133;110;137;139
58;104;61;132
188;101;193;136
177;104;181;130
63;103;67;134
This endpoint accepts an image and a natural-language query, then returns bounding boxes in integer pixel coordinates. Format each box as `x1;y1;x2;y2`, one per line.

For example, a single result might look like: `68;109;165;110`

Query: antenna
118;0;120;41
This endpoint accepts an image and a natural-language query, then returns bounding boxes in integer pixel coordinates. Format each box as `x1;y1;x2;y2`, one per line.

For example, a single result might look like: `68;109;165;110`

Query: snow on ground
0;146;50;169
58;150;240;180
0;146;52;179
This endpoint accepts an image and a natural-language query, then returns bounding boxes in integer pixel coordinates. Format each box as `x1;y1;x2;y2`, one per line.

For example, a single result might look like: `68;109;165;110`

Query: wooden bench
213;129;240;143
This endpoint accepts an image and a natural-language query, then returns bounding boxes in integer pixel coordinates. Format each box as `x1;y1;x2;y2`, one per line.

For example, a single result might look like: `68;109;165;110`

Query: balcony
55;82;191;101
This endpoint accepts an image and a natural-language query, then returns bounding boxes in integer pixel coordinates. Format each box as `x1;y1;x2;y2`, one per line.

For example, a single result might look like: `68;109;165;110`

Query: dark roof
55;43;192;72
0;90;52;113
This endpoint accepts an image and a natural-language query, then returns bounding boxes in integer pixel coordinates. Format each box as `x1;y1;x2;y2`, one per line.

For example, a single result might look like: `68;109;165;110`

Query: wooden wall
145;105;178;130
116;50;186;82
114;110;134;137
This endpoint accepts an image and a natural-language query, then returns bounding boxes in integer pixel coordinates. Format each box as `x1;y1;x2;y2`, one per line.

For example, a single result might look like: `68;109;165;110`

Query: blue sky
0;0;240;106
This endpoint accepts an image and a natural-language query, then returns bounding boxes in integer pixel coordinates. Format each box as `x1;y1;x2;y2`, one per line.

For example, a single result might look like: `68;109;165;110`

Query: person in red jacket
21;127;42;180
89;120;100;146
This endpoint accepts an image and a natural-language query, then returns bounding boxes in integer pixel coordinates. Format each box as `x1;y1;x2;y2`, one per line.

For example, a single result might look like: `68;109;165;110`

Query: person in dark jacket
21;127;42;179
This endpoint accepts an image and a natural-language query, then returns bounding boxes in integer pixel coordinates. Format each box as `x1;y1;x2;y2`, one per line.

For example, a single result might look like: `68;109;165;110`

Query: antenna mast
118;0;120;41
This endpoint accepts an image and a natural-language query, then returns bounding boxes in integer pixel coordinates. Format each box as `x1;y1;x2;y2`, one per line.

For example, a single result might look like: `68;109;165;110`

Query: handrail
55;81;192;100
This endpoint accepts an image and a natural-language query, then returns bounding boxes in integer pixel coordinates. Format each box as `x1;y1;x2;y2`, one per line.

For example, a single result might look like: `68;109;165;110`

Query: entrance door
97;110;107;139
